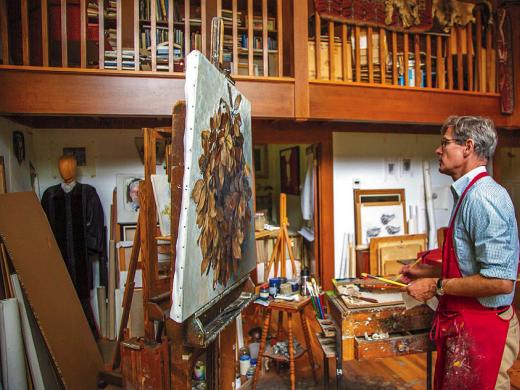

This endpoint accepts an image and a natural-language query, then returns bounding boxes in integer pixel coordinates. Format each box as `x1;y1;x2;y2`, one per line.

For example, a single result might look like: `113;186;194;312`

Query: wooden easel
265;193;297;279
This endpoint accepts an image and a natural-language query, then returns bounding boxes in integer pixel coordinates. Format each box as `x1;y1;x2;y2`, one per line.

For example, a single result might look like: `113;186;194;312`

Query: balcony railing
309;6;496;93
0;0;292;77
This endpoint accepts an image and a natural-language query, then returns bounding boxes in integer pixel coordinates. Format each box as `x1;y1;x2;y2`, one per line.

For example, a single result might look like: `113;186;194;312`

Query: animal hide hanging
497;7;514;115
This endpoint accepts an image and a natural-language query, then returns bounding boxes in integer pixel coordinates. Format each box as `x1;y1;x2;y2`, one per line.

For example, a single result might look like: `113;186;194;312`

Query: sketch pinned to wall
400;157;413;177
384;158;398;181
151;174;171;237
116;174;144;224
12;131;25;164
171;51;256;323
354;189;407;247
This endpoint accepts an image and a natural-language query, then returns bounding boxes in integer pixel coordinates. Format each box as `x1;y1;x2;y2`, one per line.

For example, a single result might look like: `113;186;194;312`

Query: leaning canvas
171;51;256;322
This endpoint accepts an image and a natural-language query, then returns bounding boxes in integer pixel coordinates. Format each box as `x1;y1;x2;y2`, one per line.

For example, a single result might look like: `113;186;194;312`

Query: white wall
0;117;34;192
33;128;165;230
333;132;455;277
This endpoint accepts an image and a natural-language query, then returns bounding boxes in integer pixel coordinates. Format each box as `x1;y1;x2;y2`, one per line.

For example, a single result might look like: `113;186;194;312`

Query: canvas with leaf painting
171;51;256;322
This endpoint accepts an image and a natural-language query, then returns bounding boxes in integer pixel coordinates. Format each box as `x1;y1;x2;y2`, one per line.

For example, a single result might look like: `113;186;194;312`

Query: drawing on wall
12;131;25;164
116;174;144;224
171;51;256;323
280;146;300;195
63;147;87;166
151;174;171;237
360;204;405;245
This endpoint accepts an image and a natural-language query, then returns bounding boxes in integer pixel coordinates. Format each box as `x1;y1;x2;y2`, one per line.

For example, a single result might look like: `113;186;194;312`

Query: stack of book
104;49;139;70
87;1;98;18
140;0;175;22
105;0;117;19
221;9;243;28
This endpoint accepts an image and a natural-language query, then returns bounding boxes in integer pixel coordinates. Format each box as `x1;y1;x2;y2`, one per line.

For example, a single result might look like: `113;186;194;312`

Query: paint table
325;292;435;389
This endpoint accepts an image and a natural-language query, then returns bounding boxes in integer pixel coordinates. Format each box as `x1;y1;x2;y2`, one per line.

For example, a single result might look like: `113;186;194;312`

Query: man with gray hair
402;116;519;389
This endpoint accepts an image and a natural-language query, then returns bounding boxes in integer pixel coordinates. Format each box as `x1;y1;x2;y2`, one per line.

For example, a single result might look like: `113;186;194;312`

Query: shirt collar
61;181;77;194
451;166;487;201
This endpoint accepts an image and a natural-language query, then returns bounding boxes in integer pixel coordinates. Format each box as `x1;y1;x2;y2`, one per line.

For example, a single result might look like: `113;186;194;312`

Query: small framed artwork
122;225;137;242
354;189;407;247
63;147;87;166
253;145;268;178
117;174;144;224
0;156;6;194
151;174;171;237
279;146;300;195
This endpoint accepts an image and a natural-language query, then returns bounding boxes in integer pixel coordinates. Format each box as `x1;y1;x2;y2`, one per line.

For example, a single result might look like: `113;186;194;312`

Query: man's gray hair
441;116;497;160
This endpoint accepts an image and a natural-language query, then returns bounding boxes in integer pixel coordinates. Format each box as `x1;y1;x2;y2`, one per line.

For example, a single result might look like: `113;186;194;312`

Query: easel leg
252;309;272;390
427;350;433;390
287;312;295;390
300;311;318;383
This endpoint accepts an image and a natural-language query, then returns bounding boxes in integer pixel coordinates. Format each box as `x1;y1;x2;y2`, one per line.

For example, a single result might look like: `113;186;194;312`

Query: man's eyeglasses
440;138;460;149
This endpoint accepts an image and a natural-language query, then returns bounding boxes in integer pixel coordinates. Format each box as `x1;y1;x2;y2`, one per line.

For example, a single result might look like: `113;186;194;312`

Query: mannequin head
58;155;77;184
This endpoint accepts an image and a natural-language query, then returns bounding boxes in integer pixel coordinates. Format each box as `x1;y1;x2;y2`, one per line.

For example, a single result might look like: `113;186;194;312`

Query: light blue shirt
451;166;519;307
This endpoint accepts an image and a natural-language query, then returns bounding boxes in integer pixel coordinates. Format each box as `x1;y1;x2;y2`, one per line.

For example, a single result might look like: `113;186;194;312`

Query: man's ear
463;139;474;157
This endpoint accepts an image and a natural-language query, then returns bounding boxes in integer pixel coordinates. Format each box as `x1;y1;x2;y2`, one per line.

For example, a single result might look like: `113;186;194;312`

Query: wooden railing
0;0;289;77
309;9;496;93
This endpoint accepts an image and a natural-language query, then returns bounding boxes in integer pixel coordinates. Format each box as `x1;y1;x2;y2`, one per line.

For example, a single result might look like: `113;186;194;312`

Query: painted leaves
192;91;252;288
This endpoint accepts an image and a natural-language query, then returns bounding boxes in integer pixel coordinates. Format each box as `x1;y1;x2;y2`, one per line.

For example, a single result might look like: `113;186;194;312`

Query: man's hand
404;278;438;302
399;264;440;284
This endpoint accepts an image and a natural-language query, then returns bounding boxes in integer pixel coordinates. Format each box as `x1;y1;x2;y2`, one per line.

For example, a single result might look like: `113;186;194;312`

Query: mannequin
41;155;106;339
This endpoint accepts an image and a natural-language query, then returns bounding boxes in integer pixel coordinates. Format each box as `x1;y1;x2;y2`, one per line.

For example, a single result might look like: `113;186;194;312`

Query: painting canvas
170;51;256;322
151;174;171;237
280;146;300;195
360;204;405;246
116;174;144;224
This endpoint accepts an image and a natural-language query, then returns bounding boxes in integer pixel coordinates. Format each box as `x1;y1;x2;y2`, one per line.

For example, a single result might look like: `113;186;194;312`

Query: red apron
431;172;513;390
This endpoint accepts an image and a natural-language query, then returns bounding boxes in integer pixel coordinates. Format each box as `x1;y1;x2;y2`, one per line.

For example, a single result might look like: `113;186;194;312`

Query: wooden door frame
252;121;334;291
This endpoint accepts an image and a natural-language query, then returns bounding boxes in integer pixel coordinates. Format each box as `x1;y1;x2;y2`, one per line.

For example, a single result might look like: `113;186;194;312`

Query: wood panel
0;69;295;118
21;0;29;65
293;0;309;118
60;0;68;67
309;82;503;125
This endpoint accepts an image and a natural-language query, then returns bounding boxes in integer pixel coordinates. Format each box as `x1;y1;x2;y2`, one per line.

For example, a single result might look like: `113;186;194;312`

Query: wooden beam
436;35;444;89
447;34;453;89
151;0;157;71
426;34;431;88
232;0;238;75
342;24;348;82
476;9;483;92
392;32;397;85
248;0;253;76
263;0;268;77
117;0;122;70
414;34;420;87
61;0;68;67
403;33;409;86
315;12;321;79
456;27;463;90
355;26;360;82
21;0;29;65
277;0;283;77
168;0;173;72
329;21;335;81
135;0;140;71
41;0;48;66
367;27;373;84
184;0;190;56
466;23;473;91
201;0;207;56
294;0;309;118
0;0;9;65
80;0;86;68
99;0;104;69
379;28;385;84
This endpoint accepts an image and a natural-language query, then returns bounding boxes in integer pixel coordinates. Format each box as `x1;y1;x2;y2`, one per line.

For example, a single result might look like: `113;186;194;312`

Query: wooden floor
253;352;520;390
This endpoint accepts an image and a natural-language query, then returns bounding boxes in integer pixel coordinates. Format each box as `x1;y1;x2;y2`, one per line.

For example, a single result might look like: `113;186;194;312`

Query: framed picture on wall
253;145;268;178
354;189;407;247
116;174;144;224
279;146;300;195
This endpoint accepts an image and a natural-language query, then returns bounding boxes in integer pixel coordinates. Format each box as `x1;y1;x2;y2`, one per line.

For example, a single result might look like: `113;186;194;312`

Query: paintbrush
361;273;408;288
393;256;423;282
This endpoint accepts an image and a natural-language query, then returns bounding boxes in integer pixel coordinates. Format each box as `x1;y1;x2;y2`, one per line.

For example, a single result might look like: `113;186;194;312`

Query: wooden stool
252;297;318;390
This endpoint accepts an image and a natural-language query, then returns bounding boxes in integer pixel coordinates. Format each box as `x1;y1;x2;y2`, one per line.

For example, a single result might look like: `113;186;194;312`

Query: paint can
259;284;269;300
239;354;251;376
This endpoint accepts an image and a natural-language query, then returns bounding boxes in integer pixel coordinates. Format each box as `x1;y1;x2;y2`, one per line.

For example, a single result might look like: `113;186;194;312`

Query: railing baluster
0;0;8;65
99;0;104;69
414;34;420;87
354;26;360;82
184;0;190;57
168;0;173;72
379;28;385;84
456;28;463;90
447;34;453;89
201;0;207;56
117;0;122;70
315;12;321;79
476;9;483;92
21;0;29;65
466;23;473;91
41;0;48;66
426;34;431;87
135;0;140;71
391;31;397;85
277;0;283;77
61;0;68;67
436;35;444;89
342;23;348;81
403;33;409;86
329;21;335;81
367;27;373;83
263;0;268;77
80;0;86;68
232;0;238;75
486;23;492;92
247;0;253;76
151;0;157;71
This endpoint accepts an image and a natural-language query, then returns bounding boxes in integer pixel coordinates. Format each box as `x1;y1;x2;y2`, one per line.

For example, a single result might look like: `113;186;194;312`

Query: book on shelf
244;15;276;31
139;0;178;23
